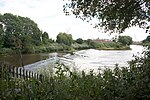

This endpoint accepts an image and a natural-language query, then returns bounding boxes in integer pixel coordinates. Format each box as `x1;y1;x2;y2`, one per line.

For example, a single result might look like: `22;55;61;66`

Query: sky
0;0;149;41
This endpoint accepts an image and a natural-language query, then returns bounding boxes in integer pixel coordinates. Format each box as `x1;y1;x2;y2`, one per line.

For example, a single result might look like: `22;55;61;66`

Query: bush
104;42;117;48
22;46;35;54
0;48;13;54
34;46;47;53
72;43;90;50
75;38;83;44
118;36;133;46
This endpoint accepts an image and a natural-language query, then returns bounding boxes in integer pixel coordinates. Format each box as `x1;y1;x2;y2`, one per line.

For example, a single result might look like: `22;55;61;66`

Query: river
64;45;145;72
0;52;61;67
0;45;145;73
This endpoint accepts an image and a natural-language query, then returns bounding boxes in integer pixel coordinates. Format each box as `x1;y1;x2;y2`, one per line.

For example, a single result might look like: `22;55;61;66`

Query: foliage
0;13;132;54
20;35;34;53
48;38;55;43
72;42;90;50
142;35;150;43
0;13;43;54
56;32;73;46
0;23;4;48
1;47;150;99
75;38;83;44
0;36;3;48
42;32;50;45
0;48;13;54
82;40;130;50
84;39;93;45
32;43;73;53
118;36;133;45
63;0;150;33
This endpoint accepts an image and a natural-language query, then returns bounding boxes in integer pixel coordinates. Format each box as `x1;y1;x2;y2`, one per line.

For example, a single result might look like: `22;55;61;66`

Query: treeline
0;13;54;54
0;13;133;54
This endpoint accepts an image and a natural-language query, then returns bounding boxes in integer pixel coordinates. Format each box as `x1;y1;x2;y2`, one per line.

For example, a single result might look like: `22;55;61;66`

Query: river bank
0;41;131;54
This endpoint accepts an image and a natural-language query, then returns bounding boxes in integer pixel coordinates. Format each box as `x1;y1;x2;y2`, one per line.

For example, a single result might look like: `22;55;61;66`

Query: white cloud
0;0;149;41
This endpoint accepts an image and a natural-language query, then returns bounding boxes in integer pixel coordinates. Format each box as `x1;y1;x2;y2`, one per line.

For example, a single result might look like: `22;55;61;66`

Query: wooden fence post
29;71;31;78
23;69;25;79
13;67;15;77
16;67;18;78
39;74;43;82
19;68;22;78
26;70;28;79
32;72;34;78
34;73;37;79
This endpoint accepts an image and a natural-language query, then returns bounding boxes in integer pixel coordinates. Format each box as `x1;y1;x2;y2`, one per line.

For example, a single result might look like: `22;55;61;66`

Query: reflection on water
0;53;58;67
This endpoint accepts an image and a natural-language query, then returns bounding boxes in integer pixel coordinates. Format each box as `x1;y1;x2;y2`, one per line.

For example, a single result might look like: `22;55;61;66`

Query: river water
0;45;145;73
64;45;144;72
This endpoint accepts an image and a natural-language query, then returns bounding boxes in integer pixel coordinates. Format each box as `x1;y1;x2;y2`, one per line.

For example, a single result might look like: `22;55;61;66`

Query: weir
23;45;144;74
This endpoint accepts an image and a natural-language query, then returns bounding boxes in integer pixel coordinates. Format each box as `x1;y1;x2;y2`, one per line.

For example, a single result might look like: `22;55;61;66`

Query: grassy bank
28;42;131;54
0;42;130;54
90;41;131;50
0;41;131;54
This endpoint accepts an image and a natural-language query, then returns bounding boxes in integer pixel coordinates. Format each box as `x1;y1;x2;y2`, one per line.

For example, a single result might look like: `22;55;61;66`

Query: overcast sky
0;0;149;41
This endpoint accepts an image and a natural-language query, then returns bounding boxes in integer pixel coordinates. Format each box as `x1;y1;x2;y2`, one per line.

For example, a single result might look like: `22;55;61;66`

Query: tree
56;32;73;46
0;36;3;48
63;0;150;33
76;38;83;44
42;32;50;44
0;23;4;48
20;35;33;53
85;39;92;45
49;38;55;43
0;13;42;48
118;36;133;45
142;35;150;43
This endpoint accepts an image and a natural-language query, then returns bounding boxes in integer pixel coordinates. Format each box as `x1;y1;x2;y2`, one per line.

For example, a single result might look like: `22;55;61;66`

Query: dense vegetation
118;36;133;46
1;45;150;99
0;13;132;55
0;13;53;54
56;32;73;46
143;36;150;42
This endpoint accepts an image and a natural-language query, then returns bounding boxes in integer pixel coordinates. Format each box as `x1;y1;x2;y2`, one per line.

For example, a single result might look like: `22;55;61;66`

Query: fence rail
0;63;43;82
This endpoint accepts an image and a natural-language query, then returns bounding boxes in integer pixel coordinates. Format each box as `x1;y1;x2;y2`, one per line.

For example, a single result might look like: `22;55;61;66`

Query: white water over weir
24;45;145;73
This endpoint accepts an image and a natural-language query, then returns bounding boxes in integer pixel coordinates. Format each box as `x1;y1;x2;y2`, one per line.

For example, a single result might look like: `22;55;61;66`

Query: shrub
0;48;13;54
